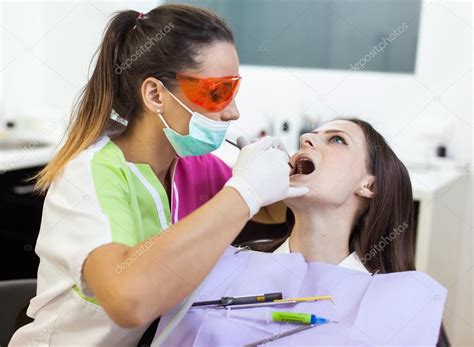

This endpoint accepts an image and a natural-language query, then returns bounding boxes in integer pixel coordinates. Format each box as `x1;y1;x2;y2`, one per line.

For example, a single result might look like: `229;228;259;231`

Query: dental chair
231;209;294;252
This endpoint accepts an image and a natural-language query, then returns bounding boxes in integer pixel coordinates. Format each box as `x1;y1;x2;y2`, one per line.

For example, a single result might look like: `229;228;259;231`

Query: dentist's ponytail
33;11;138;192
34;4;233;192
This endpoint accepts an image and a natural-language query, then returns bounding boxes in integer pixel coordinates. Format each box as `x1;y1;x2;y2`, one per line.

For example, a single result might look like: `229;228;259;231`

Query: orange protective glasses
155;72;241;112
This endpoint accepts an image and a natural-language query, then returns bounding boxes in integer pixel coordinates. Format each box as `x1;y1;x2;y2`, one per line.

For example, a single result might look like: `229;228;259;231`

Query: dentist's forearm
84;187;249;327
85;137;297;327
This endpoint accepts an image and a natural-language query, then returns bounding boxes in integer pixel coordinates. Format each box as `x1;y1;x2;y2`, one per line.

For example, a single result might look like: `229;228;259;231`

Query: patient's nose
300;134;315;149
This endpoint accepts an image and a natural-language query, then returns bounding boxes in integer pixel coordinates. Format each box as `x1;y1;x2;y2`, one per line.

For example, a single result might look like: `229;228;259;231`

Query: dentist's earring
359;189;364;194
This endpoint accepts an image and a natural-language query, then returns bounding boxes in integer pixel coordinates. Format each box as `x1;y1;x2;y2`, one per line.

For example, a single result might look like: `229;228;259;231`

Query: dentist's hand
238;136;288;154
225;136;309;218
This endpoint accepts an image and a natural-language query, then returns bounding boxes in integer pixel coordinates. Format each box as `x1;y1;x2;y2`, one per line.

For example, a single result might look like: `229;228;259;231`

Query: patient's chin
285;189;345;211
284;188;316;208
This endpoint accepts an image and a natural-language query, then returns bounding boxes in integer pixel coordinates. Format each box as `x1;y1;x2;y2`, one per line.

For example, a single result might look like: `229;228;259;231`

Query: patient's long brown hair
284;118;416;274
346;118;416;273
341;119;446;341
34;4;233;192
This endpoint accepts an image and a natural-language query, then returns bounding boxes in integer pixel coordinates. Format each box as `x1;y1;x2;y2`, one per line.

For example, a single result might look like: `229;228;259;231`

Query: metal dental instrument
215;295;332;310
225;137;250;149
217;300;302;310
225;138;294;169
225;139;240;148
275;295;334;304
243;322;324;346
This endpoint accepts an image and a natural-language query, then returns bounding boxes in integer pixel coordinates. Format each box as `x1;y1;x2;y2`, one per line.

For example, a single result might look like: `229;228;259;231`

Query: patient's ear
356;175;375;199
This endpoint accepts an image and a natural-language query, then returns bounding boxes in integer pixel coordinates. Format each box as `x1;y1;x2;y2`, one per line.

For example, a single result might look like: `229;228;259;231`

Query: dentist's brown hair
345;118;416;273
34;4;234;192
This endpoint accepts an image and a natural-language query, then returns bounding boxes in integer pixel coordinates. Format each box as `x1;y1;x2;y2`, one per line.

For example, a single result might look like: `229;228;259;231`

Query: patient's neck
289;207;353;264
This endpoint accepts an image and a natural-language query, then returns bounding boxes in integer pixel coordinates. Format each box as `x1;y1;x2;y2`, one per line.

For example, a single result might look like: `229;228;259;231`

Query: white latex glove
225;136;309;218
243;136;289;156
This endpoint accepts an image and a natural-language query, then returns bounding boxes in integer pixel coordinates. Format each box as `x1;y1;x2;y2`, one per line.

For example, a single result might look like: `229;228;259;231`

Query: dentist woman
10;4;307;346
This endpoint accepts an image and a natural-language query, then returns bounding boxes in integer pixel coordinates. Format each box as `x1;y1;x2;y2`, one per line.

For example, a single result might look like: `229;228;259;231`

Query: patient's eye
329;135;347;145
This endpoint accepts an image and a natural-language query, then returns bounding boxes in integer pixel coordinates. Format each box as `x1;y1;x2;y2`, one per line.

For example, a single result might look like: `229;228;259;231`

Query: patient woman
275;118;416;274
148;118;447;345
273;118;447;344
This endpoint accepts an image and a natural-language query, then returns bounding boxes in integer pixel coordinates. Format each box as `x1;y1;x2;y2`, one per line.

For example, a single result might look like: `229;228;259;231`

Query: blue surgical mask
157;88;230;157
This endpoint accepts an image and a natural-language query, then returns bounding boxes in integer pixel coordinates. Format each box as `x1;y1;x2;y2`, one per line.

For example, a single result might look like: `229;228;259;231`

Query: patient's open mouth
292;157;316;175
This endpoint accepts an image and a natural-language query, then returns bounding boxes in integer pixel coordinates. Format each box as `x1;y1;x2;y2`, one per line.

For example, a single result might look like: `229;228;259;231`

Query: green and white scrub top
9;135;222;346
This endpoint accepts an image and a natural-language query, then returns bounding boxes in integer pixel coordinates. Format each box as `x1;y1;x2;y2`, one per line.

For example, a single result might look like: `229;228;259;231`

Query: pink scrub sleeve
171;154;232;223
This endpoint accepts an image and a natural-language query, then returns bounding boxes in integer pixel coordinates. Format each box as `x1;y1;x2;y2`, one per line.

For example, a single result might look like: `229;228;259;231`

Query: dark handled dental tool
191;292;283;308
225;139;240;148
